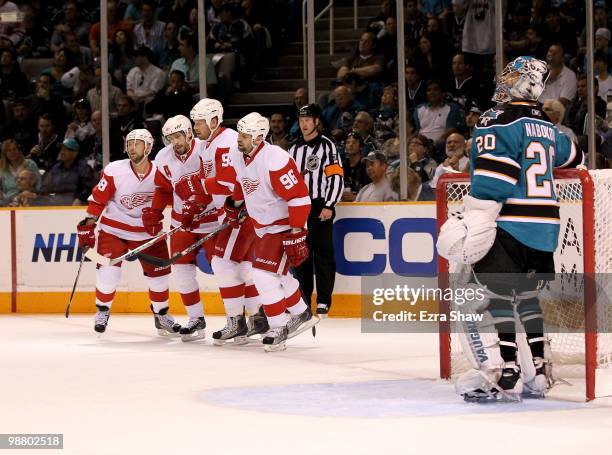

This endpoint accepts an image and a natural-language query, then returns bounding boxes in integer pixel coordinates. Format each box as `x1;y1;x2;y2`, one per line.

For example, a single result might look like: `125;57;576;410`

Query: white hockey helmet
162;115;193;143
237;112;269;141
125;128;154;156
190;98;224;127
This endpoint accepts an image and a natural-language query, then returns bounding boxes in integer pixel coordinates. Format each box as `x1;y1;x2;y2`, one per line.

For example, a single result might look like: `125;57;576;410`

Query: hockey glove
142;207;164;236
181;201;205;231
175;174;208;204
223;197;244;228
461;195;502;264
282;229;309;267
76;217;96;249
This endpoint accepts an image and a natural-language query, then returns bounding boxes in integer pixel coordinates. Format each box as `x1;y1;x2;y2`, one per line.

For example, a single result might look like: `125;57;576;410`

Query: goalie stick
65;248;88;318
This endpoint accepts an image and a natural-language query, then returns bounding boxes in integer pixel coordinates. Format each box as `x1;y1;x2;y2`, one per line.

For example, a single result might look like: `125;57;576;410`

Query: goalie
437;56;584;402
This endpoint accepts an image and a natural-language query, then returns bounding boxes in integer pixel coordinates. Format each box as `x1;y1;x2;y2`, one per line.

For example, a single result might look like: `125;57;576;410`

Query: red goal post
435;169;612;401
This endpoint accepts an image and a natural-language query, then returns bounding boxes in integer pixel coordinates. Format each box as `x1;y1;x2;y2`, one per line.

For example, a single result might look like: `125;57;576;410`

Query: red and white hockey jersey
152;138;220;234
87;159;157;241
216;142;311;236
198;126;237;210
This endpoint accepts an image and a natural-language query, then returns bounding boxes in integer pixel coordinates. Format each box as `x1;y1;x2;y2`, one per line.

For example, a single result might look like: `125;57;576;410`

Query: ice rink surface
1;314;611;455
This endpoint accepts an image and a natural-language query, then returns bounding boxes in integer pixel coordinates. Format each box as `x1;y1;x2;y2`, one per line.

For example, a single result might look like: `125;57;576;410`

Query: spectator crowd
0;0;610;206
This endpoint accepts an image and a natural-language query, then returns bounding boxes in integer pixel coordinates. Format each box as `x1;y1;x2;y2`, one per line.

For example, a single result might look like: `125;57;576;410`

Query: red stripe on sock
149;289;169;302
96;289;115;303
219;283;245;299
181;290;201;306
263;298;287;317
285;288;301;308
244;284;259;298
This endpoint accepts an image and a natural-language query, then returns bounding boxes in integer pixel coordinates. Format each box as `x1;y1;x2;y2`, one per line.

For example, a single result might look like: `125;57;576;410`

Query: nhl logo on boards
241;177;261;195
306;155;320;172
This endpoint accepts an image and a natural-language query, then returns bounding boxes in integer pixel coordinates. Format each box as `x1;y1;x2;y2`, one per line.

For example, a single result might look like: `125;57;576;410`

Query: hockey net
436;169;612;401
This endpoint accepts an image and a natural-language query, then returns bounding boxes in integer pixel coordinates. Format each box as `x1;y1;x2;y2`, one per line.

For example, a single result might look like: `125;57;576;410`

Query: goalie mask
492;56;548;104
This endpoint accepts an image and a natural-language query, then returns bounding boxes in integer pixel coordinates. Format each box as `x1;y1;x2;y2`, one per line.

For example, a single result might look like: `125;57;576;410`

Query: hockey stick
84;209;216;266
65;248;88;318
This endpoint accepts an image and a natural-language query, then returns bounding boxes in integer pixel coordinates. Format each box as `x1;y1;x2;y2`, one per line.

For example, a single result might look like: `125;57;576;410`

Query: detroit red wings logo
202;160;214;178
241;177;261;195
120;192;154;210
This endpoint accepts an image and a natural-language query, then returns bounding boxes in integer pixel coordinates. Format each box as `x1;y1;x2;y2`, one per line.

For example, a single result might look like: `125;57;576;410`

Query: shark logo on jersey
241;177;261;195
480;109;502;126
120;192;154;210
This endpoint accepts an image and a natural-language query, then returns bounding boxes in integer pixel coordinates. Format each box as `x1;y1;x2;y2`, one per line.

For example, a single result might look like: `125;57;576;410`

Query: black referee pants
294;199;336;309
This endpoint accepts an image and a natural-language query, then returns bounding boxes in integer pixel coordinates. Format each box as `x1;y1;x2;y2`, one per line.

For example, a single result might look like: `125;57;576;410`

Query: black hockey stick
65;247;88;318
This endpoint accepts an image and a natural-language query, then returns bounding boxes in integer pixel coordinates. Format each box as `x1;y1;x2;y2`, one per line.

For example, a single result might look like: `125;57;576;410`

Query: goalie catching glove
76;217;96;249
282;229;309;267
437;195;501;264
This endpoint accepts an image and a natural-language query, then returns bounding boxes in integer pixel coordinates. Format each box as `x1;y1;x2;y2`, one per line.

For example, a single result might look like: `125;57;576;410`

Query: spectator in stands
337;31;385;82
5;168;39;207
445;0;466;53
40;138;96;206
50;1;90;52
376;16;398;78
3;99;36;151
0;0;25;47
43;48;78;98
207;0;225;28
28;113;62;171
595;50;612;102
171;33;218;94
133;0;166;54
65;98;95;144
16;3;49;59
414;79;465;144
447;52;482;110
412;32;450;80
0;139;40;204
126;46;166;107
340;72;382;114
407;134;436;184
352;111;381;155
505;24;547;61
87;67;123;116
124;0;143;22
241;0;274;78
158;22;180;71
89;0;133;57
80;110;103;172
366;0;393;35
543;99;577;145
565;75;606;137
322;85;365;141
373;85;398;142
405;0;426;44
342;132;371;201
460;0;496;79
391;166;435;201
62;32;93;69
109;29;136;87
465;100;482;138
110;96;144;161
148;70;193;119
26;74;67;133
541;7;577;57
267;113;290;151
405;62;427;115
288;88;308;139
430;132;468;188
538;44;577;107
421;0;450;19
355;151;398;202
0;48;29;100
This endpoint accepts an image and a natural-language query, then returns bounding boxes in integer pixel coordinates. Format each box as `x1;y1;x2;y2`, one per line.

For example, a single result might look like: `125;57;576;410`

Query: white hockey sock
185;303;204;319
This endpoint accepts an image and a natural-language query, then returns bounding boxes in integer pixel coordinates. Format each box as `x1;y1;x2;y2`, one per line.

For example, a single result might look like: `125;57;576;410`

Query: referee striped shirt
289;134;344;208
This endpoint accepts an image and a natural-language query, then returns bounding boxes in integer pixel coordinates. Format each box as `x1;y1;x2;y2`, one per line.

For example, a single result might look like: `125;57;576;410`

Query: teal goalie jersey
469;102;583;252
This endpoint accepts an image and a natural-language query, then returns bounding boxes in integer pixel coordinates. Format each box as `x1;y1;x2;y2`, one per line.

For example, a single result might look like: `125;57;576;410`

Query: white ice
1;315;611;455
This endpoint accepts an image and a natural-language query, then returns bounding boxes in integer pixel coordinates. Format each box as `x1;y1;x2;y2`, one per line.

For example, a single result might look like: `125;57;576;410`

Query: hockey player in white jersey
76;129;180;335
175;98;267;345
214;112;319;351
143;115;217;341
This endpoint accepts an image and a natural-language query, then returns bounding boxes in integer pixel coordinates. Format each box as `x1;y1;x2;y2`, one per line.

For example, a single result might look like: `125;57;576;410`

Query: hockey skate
94;305;110;333
245;307;269;342
212;315;248;346
179;317;206;342
462;363;523;403
522;357;553;398
286;306;319;339
150;305;181;337
262;326;288;352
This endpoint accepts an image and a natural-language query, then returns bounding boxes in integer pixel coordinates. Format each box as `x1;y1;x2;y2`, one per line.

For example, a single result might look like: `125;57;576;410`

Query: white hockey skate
94;305;110;333
286;306;319;339
522;357;553;398
460;363;523;403
151;305;181;337
179;317;206;342
262;326;288;352
212;315;248;346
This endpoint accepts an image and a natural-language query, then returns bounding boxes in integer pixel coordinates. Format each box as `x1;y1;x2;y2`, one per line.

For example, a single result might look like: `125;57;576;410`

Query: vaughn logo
241;177;260;195
120;192;153;210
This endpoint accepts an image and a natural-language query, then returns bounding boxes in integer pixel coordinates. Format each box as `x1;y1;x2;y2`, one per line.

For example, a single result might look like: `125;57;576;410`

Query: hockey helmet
125;128;154;156
492;56;548;104
162;115;193;144
190;98;224;127
237;112;269;140
298;103;322;119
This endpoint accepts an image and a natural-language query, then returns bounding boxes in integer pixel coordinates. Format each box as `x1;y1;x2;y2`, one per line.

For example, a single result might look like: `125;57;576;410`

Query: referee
289;104;344;316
